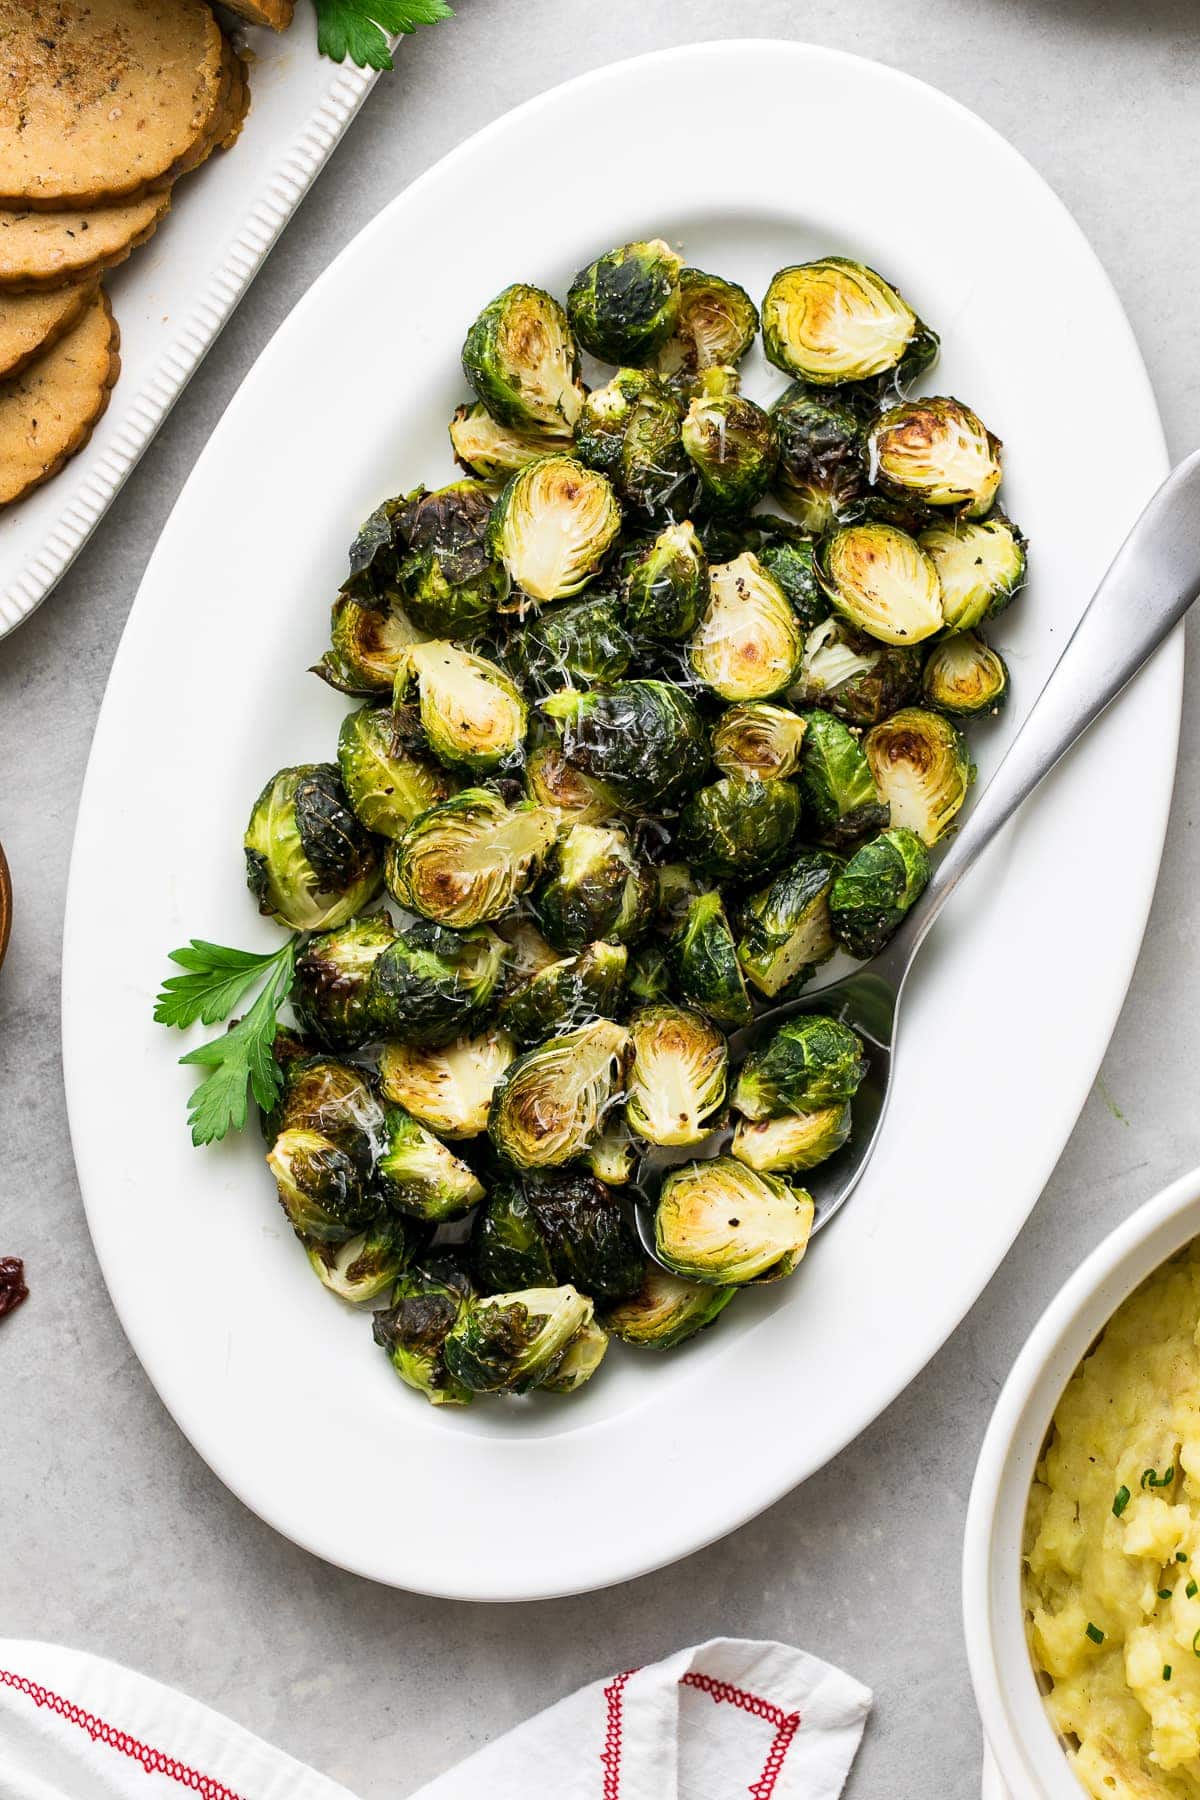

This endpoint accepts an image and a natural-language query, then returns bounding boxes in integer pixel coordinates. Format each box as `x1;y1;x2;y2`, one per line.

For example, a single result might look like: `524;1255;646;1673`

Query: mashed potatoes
1025;1243;1200;1797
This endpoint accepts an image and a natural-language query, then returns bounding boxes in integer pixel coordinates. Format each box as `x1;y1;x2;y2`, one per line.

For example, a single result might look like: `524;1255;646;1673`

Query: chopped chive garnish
1113;1486;1131;1517
1181;1552;1191;1563
1192;1628;1200;1658
1086;1623;1105;1644
1160;1589;1174;1600
1165;1665;1174;1681
1142;1466;1176;1489
1188;1581;1197;1598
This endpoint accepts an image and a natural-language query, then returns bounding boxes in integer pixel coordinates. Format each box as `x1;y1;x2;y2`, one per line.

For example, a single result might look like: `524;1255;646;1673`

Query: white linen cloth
0;1635;871;1800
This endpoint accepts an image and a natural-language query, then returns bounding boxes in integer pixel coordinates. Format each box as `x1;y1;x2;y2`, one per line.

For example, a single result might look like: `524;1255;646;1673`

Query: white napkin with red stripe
0;1636;871;1800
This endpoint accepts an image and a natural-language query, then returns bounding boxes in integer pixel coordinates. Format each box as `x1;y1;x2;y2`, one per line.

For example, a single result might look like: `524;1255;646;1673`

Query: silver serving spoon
633;447;1200;1261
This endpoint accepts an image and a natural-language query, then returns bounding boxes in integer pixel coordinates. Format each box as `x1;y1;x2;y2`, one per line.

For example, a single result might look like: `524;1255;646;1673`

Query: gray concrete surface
3;1;1200;1792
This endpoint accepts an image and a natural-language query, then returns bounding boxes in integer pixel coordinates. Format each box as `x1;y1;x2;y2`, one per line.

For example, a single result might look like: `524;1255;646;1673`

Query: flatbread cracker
0;280;97;378
219;0;294;28
0;194;170;293
0;287;120;505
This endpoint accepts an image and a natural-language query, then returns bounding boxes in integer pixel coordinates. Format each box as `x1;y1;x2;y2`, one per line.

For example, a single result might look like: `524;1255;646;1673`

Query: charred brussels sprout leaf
398;641;527;773
602;1263;736;1349
736;851;840;999
541;1319;610;1391
393;482;509;639
790;615;922;727
864;706;974;845
762;258;918;386
314;593;426;696
375;1104;485;1221
524;743;622;826
488;1019;630;1169
373;1257;475;1406
337;703;456;839
668;890;752;1028
622;520;709;642
682;378;777;512
379;1028;515;1138
489;454;622;603
655;1157;814;1284
770;381;866;534
797;711;888;847
292;912;396;1051
505;591;634;691
628;943;672;1006
658;266;759;378
922;632;1009;716
444;1284;594;1394
677;775;802;882
690;554;804;702
449;402;564;482
732;1103;852;1175
341;495;404;607
472;1168;642;1299
386;789;556;927
755;533;828;633
817;523;943;646
461;283;584;436
568;238;684;365
918;514;1027;632
245;764;383;932
712;703;807;782
305;1212;424;1304
367;920;506;1046
829;825;931;959
734;1014;868;1120
869;398;1002;519
625;1004;728;1146
541;680;709;808
575;369;691;517
498;940;628;1044
533;823;655;953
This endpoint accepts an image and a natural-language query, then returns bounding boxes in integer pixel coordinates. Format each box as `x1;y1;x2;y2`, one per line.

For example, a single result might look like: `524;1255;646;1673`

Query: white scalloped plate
63;42;1176;1600
0;9;380;638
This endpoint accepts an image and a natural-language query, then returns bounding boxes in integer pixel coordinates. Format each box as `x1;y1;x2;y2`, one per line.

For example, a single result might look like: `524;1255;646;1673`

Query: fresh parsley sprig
313;0;453;71
156;938;300;1146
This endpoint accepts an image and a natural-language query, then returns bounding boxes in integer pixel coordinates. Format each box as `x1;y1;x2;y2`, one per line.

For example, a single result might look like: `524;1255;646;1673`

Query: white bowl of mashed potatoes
965;1168;1200;1798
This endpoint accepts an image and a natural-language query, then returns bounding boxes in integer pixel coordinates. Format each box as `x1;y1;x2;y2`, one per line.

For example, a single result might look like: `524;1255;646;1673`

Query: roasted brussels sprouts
734;1015;868;1119
488;1018;630;1169
533;823;655;952
398;641;527;773
585;1117;637;1186
541;680;709;808
657;267;759;378
292;911;396;1051
305;1212;424;1303
391;482;509;639
265;1051;384;1145
762;258;922;386
753;533;828;633
443;1284;594;1393
568;238;683;365
541;1318;610;1391
602;1263;736;1349
654;860;707;929
267;1126;376;1242
489;454;622;604
770;382;865;533
497;940;628;1043
627;943;672;1006
625;1003;728;1146
524;743;621;826
681;376;777;512
829;825;931;958
863;706;974;845
505;590;634;691
736;851;840;998
677;775;802;882
472;1168;642;1299
379;1028;515;1138
245;764;383;932
711;703;807;782
337;704;456;839
496;916;558;982
373;1256;474;1406
621;520;709;641
655;1157;814;1284
690;554;804;702
918;513;1027;633
367;921;505;1046
732;1103;852;1175
449;401;563;483
869;398;1002;519
341;494;404;607
922;631;1009;716
461;283;584;436
789;615;922;727
668;890;752;1028
575;368;691;517
374;1104;485;1221
817;523;943;646
314;593;426;697
797;710;888;847
386;789;556;927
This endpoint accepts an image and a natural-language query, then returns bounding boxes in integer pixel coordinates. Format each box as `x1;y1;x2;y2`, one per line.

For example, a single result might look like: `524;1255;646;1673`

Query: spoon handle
884;446;1200;976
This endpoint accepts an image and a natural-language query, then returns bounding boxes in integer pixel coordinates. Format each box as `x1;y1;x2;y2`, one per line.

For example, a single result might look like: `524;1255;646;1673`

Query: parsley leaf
178;942;298;1146
313;0;453;71
155;939;291;1029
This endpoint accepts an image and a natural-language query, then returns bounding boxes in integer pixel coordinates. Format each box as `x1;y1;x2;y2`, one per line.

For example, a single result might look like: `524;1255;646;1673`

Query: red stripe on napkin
599;1665;802;1799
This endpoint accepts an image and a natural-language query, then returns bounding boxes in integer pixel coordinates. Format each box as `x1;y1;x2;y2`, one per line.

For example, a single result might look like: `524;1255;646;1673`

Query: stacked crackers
0;0;261;508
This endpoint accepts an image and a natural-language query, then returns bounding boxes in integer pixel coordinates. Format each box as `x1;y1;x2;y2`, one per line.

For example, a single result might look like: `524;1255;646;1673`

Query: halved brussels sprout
524;743;622;826
712;703;807;782
488;1018;630;1169
337;703;456;839
374;1104;485;1221
496;916;559;981
398;641;527;773
797;710;888;848
770;381;866;533
367;920;505;1045
461;283;584;436
789;615;922;727
541;1319;609;1392
575;369;691;516
489;454;622;603
736;851;841;999
754;533;828;633
817;523;943;646
657;266;759;378
373;1256;474;1406
471;1168;642;1298
668;890;752;1029
444;1284;594;1394
655;1157;814;1284
505;591;634;692
267;1126;376;1243
568;239;684;365
733;1014;868;1119
690;554;804;701
622;520;709;642
498;940;628;1044
245;763;383;932
762;258;918;385
379;1028;516;1138
677;775;802;882
922;631;1009;716
449;402;564;482
918;513;1027;632
585;1117;637;1186
625;1003;728;1146
732;1103;852;1175
864;706;974;845
541;680;709;808
292;912;396;1051
534;823;656;954
386;789;556;927
392;482;509;638
314;593;426;696
682;378;777;512
305;1212;424;1304
628;943;672;1006
829;825;931;959
265;1051;384;1144
869;397;1002;518
341;494;403;607
602;1263;736;1349
654;861;707;929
